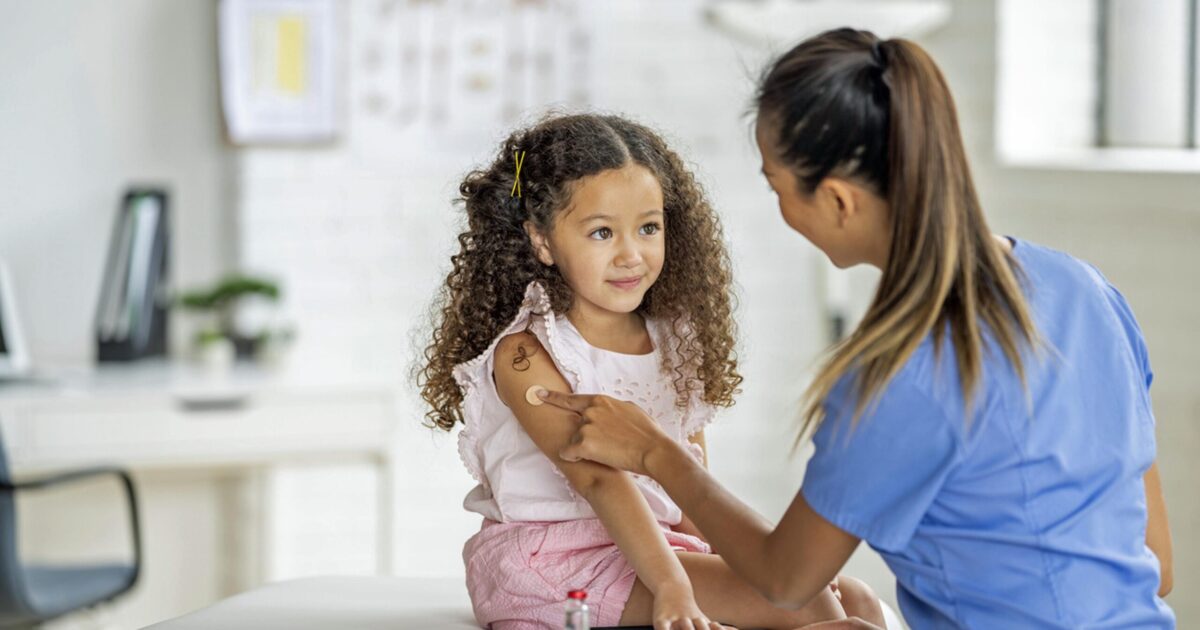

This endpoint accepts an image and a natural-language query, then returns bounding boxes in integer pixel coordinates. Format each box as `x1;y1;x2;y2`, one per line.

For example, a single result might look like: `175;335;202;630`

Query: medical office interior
0;0;1195;627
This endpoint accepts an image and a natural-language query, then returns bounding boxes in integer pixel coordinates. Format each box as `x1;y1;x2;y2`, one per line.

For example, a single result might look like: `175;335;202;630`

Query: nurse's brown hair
755;29;1039;434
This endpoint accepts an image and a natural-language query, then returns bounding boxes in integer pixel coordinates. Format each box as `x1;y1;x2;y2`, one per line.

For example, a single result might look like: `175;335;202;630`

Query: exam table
144;575;903;629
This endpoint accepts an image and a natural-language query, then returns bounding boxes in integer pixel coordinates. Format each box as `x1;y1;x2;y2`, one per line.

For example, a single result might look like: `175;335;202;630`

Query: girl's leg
618;551;847;629
832;576;885;628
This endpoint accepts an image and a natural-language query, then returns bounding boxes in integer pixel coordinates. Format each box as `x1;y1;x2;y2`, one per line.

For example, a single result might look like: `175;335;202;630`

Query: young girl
418;114;885;629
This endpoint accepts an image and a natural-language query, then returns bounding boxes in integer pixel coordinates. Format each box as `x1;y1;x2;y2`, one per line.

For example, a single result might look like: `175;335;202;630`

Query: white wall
0;3;238;625
0;0;236;366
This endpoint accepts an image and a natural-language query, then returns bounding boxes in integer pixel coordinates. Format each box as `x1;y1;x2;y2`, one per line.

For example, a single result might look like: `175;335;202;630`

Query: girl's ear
523;221;555;266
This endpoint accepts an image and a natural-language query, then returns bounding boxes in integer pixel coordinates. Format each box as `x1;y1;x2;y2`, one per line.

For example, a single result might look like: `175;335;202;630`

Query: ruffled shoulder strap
451;281;586;395
650;315;720;438
681;388;720;438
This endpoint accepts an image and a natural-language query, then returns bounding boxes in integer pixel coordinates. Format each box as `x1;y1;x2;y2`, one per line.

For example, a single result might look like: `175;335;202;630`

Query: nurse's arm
1144;461;1173;596
671;430;709;542
642;437;861;610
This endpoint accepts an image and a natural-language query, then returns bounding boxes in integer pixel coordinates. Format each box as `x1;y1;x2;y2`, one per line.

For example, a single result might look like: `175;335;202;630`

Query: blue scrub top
801;239;1175;628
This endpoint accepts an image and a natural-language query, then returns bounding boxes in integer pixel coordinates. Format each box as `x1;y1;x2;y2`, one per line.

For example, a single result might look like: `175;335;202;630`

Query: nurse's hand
537;389;676;476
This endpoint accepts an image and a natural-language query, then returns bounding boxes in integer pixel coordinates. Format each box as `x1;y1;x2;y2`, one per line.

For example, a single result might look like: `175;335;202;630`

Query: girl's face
527;163;666;317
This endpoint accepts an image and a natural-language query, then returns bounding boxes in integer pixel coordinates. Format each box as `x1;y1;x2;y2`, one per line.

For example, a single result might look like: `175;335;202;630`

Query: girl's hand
653;581;724;630
537;390;676;476
798;618;885;629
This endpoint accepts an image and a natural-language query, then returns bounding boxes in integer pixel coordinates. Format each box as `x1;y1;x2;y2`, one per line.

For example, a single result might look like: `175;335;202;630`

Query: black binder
94;188;171;361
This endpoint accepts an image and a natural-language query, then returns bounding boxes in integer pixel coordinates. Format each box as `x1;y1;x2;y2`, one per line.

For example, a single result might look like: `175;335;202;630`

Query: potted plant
175;274;294;368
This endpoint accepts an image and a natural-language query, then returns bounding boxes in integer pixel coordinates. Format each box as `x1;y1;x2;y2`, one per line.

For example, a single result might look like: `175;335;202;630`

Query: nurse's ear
524;221;555;267
817;178;859;229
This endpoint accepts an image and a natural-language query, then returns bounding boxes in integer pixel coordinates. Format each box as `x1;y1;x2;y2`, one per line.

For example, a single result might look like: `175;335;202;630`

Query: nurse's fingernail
525;385;548;406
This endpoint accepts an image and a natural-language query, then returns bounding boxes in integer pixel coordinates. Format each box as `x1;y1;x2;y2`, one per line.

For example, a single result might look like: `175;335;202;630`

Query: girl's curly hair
417;113;742;431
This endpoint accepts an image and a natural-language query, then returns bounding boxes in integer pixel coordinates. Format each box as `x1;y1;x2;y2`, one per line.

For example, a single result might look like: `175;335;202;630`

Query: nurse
537;29;1175;628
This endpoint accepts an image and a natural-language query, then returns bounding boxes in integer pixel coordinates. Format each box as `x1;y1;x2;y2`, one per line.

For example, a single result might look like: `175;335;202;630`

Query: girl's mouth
607;276;642;290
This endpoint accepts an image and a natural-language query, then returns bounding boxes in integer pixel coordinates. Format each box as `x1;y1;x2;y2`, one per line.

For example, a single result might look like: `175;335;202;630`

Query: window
998;0;1200;171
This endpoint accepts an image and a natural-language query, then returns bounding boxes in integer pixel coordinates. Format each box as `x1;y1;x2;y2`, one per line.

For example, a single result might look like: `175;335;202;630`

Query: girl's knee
834;576;884;626
794;585;847;625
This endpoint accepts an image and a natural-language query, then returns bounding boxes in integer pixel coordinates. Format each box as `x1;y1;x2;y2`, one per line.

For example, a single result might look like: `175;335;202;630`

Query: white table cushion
144;576;480;630
144;575;904;629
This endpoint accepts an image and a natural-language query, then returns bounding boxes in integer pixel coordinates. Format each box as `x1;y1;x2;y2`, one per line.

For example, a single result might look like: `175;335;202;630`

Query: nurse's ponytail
755;30;1039;434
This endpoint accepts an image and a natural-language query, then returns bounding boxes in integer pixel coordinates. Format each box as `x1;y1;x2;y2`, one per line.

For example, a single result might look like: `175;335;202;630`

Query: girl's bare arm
492;332;694;600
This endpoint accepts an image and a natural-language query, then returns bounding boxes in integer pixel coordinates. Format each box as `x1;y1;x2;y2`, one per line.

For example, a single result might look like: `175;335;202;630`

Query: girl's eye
639;223;662;236
589;227;613;240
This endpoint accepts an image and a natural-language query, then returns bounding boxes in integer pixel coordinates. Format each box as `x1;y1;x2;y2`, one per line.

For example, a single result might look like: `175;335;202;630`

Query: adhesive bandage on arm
525;385;548;406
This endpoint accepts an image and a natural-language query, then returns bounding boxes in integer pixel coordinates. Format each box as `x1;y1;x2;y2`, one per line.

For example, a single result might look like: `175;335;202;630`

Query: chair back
0;426;34;623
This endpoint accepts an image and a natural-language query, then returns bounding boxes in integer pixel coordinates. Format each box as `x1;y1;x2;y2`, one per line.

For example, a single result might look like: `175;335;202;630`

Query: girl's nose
614;239;643;268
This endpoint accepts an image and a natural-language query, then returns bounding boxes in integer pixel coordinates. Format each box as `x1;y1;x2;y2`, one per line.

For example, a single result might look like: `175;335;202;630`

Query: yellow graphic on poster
250;13;307;97
276;15;307;95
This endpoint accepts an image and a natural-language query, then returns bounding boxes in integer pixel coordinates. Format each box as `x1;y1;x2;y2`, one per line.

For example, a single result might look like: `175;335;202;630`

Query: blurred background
0;0;1195;627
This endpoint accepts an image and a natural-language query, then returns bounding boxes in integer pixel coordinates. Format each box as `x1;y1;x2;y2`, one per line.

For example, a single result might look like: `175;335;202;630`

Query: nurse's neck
838;185;1012;268
994;234;1014;253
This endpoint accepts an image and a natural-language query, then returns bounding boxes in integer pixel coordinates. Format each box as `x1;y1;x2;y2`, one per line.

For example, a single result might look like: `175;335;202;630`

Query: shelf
998;147;1200;174
704;0;952;46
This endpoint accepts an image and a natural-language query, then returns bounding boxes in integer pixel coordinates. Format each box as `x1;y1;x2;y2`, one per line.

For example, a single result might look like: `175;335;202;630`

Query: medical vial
564;589;589;630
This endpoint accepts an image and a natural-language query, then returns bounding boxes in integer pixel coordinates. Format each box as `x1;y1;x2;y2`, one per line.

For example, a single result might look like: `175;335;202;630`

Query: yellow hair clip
510;150;526;198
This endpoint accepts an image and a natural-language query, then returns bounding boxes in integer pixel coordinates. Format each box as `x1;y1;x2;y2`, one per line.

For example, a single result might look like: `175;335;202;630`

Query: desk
0;361;399;581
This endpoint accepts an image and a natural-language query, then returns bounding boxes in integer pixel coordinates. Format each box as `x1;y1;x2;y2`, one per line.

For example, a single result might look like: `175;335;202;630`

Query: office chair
0;427;141;628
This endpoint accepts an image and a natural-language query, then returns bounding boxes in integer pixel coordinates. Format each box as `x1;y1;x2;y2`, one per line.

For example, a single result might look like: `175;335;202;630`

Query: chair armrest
1;466;142;585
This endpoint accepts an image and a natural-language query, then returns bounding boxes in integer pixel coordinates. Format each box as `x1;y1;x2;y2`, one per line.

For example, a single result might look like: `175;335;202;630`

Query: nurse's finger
558;426;595;463
535;388;595;413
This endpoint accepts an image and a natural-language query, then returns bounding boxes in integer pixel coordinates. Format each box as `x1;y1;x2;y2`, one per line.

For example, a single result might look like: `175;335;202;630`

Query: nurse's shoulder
1011;238;1151;380
1009;238;1124;311
823;344;968;447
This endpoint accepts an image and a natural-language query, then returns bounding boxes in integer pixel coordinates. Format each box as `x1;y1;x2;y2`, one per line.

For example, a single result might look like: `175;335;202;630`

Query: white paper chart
351;0;595;152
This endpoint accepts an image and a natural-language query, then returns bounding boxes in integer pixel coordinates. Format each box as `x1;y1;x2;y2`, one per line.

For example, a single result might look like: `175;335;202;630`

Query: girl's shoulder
451;281;590;397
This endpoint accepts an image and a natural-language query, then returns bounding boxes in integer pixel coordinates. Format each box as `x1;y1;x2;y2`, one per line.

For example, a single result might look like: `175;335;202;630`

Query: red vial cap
568;590;587;600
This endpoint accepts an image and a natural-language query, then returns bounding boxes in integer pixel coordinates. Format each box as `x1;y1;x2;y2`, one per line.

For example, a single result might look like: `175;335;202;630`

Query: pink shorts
463;518;712;629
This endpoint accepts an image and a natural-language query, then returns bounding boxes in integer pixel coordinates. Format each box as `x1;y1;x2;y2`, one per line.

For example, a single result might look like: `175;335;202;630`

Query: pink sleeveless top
452;281;717;524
